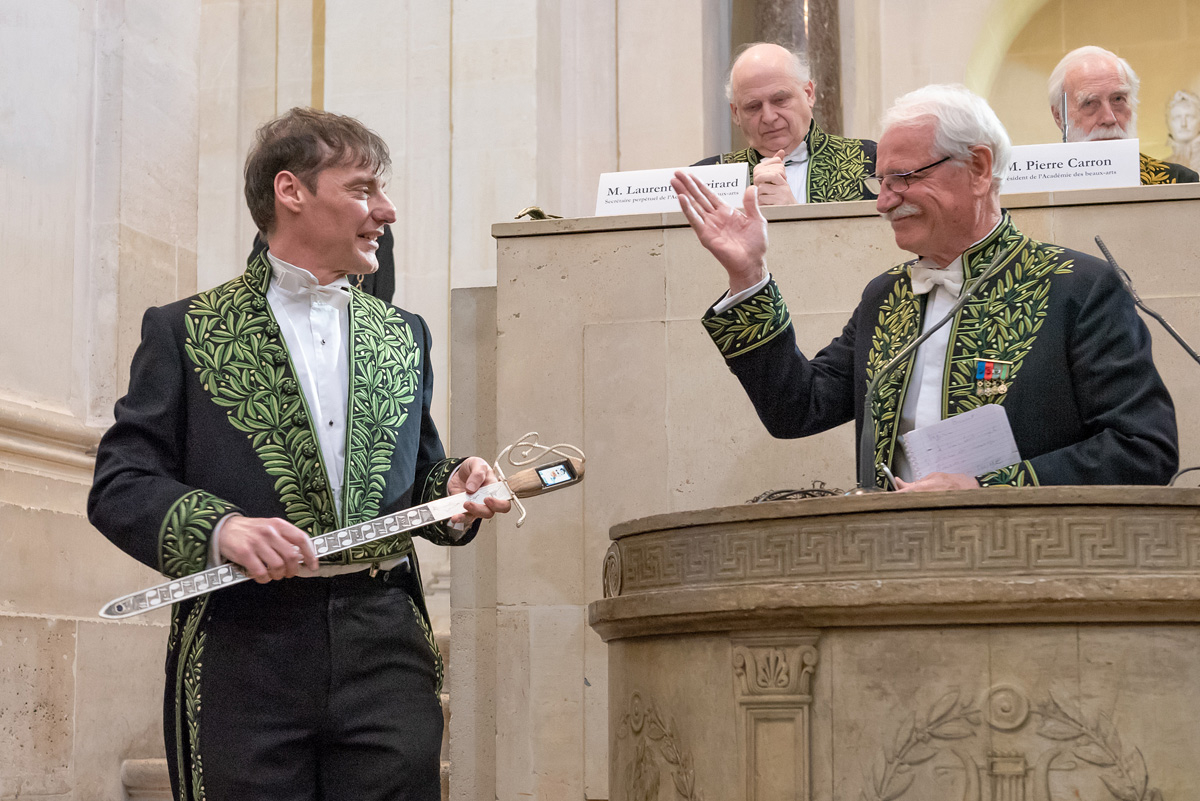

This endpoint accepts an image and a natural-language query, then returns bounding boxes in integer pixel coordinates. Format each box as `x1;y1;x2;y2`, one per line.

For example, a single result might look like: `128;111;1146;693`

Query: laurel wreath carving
617;692;703;801
1034;691;1163;801
863;689;982;801
865;688;1163;801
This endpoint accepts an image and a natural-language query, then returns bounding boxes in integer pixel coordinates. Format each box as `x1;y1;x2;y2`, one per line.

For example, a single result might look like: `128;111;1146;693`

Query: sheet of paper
899;404;1021;479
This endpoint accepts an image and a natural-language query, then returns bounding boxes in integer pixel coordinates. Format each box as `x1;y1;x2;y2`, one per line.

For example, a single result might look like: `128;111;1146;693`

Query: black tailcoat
89;253;470;799
702;215;1178;487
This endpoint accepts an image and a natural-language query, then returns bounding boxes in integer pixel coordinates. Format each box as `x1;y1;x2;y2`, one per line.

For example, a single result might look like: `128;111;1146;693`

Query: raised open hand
670;170;769;294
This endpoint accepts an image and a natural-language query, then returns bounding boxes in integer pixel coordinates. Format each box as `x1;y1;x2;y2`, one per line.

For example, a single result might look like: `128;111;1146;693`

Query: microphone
1061;91;1070;143
1094;236;1200;367
848;245;1012;493
1094;237;1200;487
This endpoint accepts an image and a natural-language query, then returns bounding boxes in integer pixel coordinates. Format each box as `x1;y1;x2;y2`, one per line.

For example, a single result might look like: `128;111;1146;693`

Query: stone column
754;0;844;135
732;633;821;801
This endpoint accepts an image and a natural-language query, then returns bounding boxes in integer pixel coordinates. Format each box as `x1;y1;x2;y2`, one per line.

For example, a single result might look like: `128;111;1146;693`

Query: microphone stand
1061;91;1070;143
1094;237;1200;366
1094;236;1200;488
847;245;1012;494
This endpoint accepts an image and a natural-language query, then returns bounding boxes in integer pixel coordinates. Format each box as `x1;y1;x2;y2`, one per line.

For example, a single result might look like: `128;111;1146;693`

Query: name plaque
595;164;747;216
1001;139;1140;194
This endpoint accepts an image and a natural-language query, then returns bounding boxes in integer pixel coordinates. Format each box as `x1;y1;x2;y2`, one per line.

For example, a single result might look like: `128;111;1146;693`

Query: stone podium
589;487;1200;801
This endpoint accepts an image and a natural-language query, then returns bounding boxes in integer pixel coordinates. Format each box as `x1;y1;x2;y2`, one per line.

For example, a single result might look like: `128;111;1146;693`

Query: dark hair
243;107;391;236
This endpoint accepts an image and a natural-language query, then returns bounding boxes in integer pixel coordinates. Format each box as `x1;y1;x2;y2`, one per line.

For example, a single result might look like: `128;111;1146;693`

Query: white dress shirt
892;256;962;481
781;141;810;204
266;252;352;516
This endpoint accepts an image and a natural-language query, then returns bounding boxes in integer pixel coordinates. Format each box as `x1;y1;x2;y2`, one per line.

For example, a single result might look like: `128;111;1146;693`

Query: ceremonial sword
99;433;584;619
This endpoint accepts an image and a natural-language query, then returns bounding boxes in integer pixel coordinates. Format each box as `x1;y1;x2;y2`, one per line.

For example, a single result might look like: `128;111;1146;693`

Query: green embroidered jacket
89;253;470;800
693;120;877;202
1140;152;1199;184
702;214;1178;488
90;252;471;576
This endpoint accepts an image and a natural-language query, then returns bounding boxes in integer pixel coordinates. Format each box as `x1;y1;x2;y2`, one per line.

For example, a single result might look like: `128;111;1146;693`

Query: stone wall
1;3;199;797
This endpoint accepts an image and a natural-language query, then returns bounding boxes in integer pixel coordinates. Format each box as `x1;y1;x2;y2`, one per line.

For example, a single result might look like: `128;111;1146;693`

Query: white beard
1068;111;1138;143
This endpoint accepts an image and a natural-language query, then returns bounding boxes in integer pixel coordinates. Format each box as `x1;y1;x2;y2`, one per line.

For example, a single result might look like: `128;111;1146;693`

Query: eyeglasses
864;156;952;195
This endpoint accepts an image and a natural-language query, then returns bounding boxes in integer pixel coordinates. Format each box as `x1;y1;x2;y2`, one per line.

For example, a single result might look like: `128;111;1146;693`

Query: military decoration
975;358;1013;397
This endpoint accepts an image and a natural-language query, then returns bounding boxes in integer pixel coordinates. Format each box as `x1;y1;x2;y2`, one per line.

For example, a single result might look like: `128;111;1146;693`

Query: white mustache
1069;112;1138;142
883;203;921;222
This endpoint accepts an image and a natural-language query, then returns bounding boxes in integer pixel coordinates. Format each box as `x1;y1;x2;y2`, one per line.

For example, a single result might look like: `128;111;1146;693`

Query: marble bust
1167;90;1200;172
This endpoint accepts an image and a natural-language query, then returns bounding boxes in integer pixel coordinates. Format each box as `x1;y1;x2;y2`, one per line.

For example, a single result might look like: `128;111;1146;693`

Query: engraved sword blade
98;482;512;619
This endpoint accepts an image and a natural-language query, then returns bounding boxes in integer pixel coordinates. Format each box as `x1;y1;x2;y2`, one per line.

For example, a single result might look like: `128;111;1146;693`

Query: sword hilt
493;432;586;528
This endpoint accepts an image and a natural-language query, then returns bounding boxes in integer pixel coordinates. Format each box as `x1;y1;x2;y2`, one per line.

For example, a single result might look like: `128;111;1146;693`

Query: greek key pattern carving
614;512;1200;594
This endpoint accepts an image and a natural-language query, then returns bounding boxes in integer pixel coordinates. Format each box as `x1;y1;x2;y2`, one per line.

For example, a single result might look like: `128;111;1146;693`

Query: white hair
880;84;1012;191
724;42;811;103
1048;46;1141;111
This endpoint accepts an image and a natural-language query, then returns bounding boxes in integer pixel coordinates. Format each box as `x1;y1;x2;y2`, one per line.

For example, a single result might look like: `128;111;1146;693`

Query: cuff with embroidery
420;457;480;545
702;279;791;360
158;490;242;578
977;461;1040;487
711;272;773;315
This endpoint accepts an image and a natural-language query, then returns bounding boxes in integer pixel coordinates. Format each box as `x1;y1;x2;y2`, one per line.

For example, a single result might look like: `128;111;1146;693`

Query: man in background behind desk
1048;45;1198;185
673;84;1177;491
692;42;876;205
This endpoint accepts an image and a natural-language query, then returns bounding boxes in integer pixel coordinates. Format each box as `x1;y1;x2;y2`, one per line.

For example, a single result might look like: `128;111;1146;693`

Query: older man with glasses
672;84;1177;490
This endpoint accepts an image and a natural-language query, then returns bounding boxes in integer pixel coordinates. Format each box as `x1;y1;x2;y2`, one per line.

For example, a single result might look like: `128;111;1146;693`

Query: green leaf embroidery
702;280;791;359
184;255;336;537
159;491;237;578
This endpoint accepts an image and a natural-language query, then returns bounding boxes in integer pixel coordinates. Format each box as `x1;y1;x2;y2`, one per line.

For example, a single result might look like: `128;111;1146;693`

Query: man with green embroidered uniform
692;42;877;205
672;84;1177;490
1048;45;1198;185
88;108;509;801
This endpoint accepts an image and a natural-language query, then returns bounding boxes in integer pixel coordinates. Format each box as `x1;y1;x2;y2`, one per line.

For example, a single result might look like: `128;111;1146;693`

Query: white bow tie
299;283;349;306
270;260;351;308
910;262;963;297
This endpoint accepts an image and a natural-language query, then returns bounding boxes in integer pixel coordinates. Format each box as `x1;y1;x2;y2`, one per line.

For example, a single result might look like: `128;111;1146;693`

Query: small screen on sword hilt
535;459;578;488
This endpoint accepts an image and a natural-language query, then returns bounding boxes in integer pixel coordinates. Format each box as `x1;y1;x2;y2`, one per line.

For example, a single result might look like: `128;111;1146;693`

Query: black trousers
174;569;443;801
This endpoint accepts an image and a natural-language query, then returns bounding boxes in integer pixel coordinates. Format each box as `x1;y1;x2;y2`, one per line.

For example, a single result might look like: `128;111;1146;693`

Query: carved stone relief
732;635;819;699
732;632;820;801
604;542;622;598
863;685;1164;801
613;512;1200;595
615;691;704;801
